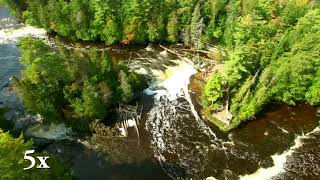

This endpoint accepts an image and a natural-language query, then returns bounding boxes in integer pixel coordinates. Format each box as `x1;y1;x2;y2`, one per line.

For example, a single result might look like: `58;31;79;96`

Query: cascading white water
0;25;46;44
239;127;320;180
129;47;320;180
0;6;45;44
0;7;72;140
127;49;222;179
1;6;319;179
0;7;46;85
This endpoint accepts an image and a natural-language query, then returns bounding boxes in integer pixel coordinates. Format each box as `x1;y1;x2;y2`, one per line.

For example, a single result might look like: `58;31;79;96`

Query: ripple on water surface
0;5;319;179
139;46;320;180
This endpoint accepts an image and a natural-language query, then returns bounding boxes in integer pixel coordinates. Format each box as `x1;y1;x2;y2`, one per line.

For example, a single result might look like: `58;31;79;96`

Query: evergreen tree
167;11;179;42
190;1;204;47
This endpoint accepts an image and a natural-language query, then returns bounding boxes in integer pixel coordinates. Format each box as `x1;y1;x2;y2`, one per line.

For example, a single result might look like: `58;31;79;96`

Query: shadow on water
73;158;175;180
203;103;319;179
1;5;319;178
46;138;174;180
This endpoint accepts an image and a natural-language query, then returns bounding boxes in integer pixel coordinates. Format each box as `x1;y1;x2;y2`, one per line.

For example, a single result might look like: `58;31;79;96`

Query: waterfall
128;48;222;179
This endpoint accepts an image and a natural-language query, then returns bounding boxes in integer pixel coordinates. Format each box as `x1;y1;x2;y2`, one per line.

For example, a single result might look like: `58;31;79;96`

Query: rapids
118;46;320;179
0;6;47;131
0;6;319;180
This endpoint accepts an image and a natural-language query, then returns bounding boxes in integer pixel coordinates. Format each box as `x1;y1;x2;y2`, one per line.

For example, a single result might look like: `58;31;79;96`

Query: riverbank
1;4;320;179
190;65;320;132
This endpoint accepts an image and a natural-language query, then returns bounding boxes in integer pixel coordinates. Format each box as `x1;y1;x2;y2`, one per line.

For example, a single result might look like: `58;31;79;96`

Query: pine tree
167;11;179;42
190;1;204;47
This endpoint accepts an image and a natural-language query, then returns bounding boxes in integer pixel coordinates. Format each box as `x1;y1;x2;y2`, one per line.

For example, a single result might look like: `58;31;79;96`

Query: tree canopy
202;1;320;130
0;130;71;180
4;0;320;130
15;37;145;129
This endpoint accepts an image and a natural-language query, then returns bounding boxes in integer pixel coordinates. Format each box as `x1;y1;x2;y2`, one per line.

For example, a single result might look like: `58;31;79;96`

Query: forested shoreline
2;0;320;131
14;37;145;130
1;1;320;179
200;0;320;130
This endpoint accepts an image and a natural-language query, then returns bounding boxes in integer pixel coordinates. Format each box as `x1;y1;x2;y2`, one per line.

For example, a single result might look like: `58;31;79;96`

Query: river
0;6;319;180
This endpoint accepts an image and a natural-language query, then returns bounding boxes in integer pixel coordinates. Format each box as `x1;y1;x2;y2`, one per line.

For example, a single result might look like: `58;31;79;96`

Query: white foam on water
0;25;46;44
182;73;218;140
25;123;72;140
206;177;218;180
119;127;126;136
143;88;157;96
127;119;136;127
239;127;320;180
145;45;153;51
154;91;169;100
141;52;223;178
278;125;289;134
163;61;197;100
159;50;168;57
142;59;197;101
134;67;148;75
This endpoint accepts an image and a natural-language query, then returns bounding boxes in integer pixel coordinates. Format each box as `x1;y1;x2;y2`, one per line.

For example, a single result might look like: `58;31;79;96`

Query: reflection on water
114;46;319;179
0;5;319;180
0;44;20;85
0;6;170;178
0;6;10;19
0;6;45;112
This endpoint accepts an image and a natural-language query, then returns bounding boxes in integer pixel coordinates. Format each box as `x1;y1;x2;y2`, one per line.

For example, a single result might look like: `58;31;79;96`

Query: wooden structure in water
116;104;142;146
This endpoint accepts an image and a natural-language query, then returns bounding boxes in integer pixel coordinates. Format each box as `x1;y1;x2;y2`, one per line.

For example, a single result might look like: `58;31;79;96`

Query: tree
167;11;179;42
0;130;71;180
204;0;227;40
47;0;73;37
70;0;93;40
202;1;319;130
16;37;70;121
102;17;121;45
281;0;309;26
0;130;33;179
202;73;226;106
147;15;166;42
306;68;320;105
73;81;107;119
118;70;134;103
16;37;144;127
190;1;204;47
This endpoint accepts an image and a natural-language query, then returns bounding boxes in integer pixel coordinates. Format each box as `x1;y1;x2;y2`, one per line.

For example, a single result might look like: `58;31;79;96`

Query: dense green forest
14;37;145;130
200;1;320;130
0;0;278;45
3;0;320;130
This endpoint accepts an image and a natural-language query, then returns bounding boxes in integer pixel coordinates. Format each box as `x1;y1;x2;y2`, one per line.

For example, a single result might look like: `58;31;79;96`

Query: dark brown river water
1;6;319;180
